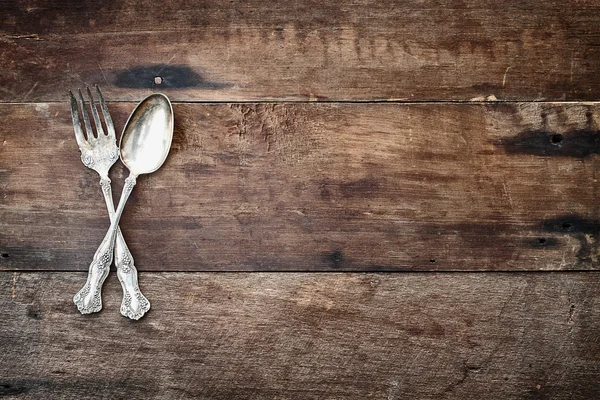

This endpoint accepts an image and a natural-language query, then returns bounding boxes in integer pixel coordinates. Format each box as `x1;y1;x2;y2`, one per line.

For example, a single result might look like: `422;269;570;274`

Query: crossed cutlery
69;86;173;320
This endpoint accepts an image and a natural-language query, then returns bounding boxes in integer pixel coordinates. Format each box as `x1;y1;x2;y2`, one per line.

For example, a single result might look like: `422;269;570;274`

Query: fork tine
77;88;94;140
69;91;87;147
96;85;115;139
86;86;105;137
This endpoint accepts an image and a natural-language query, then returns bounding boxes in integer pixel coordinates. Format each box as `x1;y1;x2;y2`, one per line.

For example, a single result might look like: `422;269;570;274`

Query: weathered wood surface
1;271;599;399
1;102;598;271
1;0;599;102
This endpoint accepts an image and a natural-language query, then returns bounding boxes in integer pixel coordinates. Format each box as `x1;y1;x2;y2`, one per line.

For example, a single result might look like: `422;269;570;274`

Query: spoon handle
109;174;153;318
100;177;150;319
115;231;150;320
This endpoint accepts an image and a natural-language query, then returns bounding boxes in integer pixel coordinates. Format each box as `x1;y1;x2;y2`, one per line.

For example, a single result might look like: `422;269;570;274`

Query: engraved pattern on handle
73;215;114;314
73;175;138;315
100;176;150;320
115;237;150;320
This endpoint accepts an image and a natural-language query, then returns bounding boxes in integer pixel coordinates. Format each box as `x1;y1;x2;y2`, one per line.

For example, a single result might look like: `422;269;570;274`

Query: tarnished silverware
69;86;150;319
113;94;173;319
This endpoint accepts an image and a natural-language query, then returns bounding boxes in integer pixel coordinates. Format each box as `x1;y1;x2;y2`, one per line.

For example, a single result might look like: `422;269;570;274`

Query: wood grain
1;0;599;102
1;271;599;399
1;102;598;271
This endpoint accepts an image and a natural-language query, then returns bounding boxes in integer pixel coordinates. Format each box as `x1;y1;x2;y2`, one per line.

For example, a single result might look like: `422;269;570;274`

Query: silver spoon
114;93;173;319
77;93;173;319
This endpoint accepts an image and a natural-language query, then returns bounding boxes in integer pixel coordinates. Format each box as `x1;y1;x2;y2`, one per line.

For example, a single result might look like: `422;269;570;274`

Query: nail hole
538;238;546;245
1;253;8;258
154;76;163;85
550;134;563;145
562;222;572;231
330;250;343;264
429;259;436;263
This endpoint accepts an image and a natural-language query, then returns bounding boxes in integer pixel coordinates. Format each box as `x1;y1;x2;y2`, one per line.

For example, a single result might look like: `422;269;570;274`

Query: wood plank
1;102;598;271
1;0;599;102
1;271;599;399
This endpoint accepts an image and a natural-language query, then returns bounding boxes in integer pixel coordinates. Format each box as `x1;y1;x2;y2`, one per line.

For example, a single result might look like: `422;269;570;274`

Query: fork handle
73;193;115;314
100;177;150;320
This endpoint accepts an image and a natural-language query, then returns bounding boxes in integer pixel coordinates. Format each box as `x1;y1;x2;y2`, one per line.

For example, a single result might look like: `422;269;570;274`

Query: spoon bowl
120;94;174;176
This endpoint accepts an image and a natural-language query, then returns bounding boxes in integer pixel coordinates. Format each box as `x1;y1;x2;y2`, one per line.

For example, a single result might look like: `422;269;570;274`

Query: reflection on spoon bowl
120;93;174;177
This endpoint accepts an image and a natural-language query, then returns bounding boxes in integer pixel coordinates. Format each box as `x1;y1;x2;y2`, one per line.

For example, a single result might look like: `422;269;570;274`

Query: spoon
78;93;173;319
114;93;173;319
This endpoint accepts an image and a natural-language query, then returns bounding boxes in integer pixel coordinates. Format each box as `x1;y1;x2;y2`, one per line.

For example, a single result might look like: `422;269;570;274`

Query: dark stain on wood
113;65;230;90
339;178;381;199
525;237;560;249
319;183;332;201
326;250;344;268
0;245;74;269
541;215;600;236
0;380;31;396
471;82;503;93
541;215;600;265
180;217;203;231
0;378;156;398
318;177;394;202
498;129;600;158
26;304;43;320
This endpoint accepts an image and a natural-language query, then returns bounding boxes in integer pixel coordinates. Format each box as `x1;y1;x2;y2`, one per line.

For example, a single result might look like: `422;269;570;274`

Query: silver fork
69;86;150;320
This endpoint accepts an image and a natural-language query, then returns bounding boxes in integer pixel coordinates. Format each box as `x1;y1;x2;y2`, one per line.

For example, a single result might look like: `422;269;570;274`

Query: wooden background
1;1;599;398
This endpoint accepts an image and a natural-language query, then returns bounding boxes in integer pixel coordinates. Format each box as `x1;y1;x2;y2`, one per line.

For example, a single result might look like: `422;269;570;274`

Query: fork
69;86;150;320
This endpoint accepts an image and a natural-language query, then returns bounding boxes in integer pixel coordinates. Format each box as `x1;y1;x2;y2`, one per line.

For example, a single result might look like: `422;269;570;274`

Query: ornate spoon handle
101;177;150;320
114;238;149;320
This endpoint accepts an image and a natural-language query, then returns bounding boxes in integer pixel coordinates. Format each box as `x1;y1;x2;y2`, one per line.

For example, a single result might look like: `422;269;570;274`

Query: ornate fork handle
100;177;150;320
72;185;115;315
